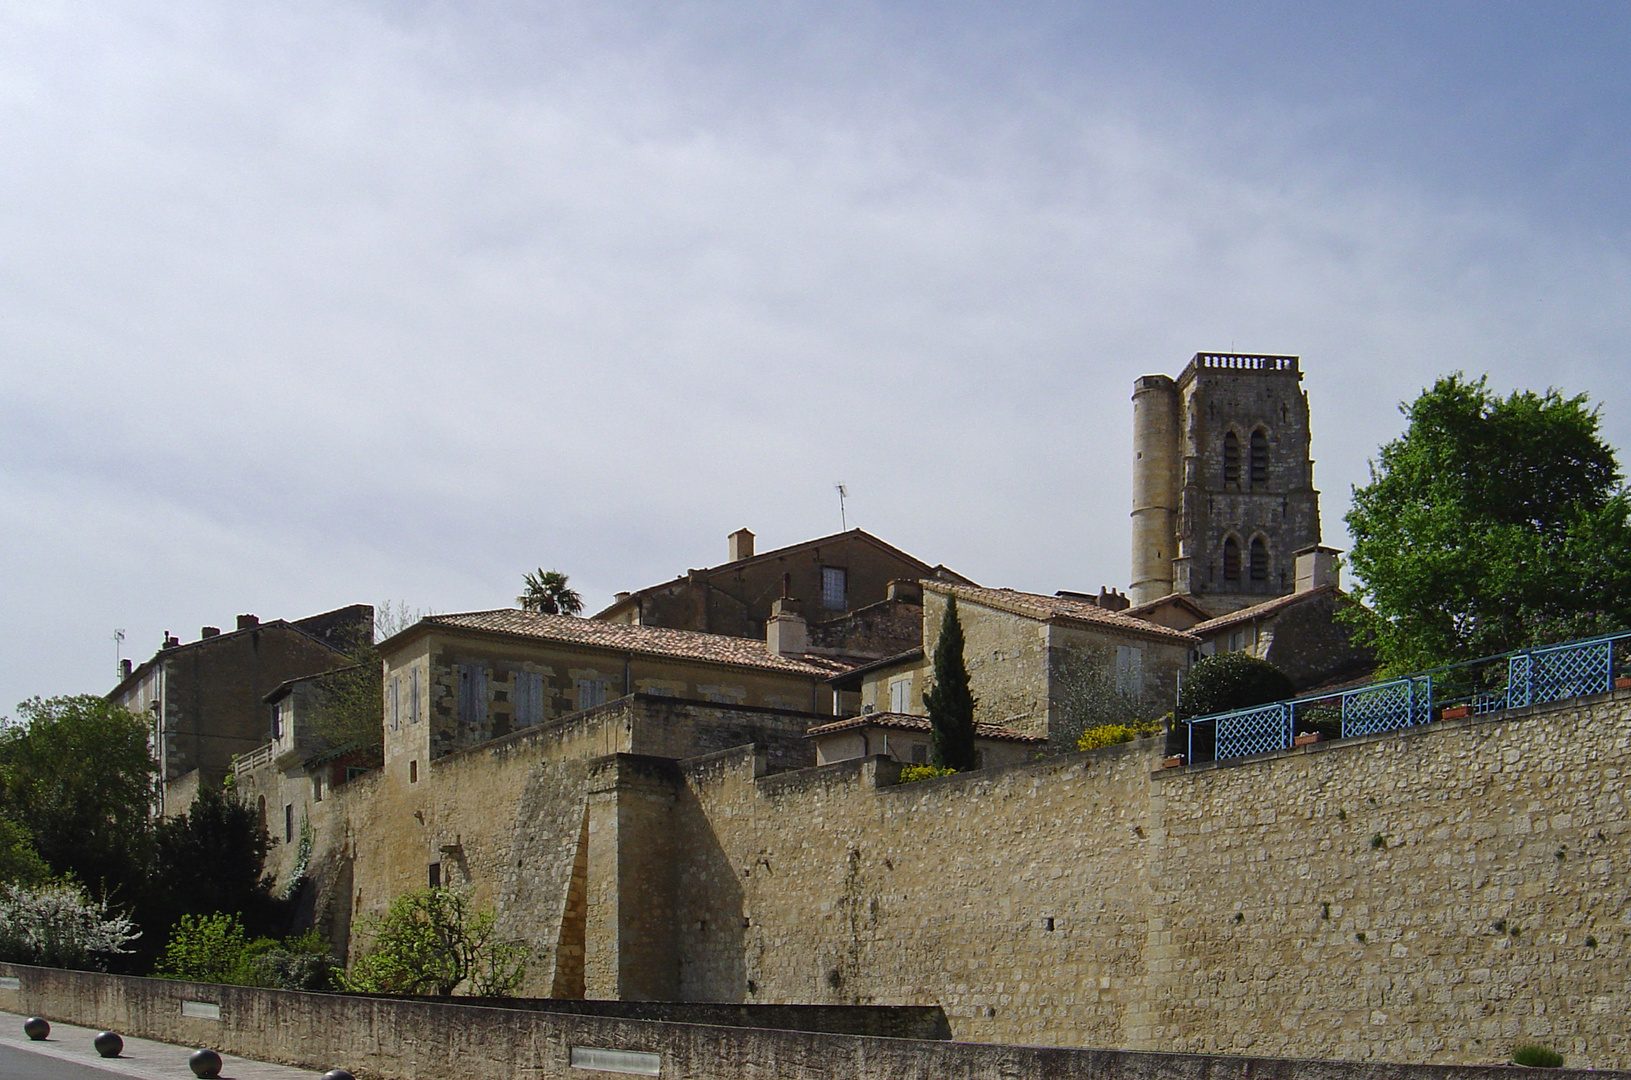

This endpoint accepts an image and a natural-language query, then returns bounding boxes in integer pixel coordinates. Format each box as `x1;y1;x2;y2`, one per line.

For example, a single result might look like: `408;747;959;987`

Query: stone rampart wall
670;690;1631;1068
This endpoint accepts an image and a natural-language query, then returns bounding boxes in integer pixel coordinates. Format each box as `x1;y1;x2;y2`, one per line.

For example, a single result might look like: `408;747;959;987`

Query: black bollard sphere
188;1048;223;1078
322;1071;357;1080
22;1016;49;1040
94;1031;124;1058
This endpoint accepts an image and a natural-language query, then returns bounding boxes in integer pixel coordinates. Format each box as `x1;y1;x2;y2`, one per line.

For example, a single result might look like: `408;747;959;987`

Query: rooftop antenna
835;483;848;531
113;628;125;679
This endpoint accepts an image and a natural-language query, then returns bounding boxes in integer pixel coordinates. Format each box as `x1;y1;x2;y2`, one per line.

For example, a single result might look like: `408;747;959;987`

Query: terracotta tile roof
925;583;1198;644
416;610;858;678
1189;585;1341;635
805;712;1044;744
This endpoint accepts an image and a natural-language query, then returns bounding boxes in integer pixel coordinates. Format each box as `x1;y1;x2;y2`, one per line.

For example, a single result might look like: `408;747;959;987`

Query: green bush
341;887;527;997
1512;1045;1563;1068
1177;653;1295;720
156;913;335;990
898;764;957;784
1076;720;1162;751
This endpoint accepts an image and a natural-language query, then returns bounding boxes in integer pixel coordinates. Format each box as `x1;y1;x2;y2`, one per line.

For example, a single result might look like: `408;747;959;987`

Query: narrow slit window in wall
1223;431;1241;486
1223;536;1242;581
1250;429;1269;486
1250;537;1269;581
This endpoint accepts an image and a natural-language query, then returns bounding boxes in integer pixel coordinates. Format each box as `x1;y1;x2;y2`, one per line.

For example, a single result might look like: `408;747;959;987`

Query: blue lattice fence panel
1214;703;1292;761
1528;639;1612;706
1342;677;1431;738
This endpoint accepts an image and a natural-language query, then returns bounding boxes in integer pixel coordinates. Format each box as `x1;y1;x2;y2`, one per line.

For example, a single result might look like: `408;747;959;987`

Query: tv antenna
835;483;848;531
113;628;125;680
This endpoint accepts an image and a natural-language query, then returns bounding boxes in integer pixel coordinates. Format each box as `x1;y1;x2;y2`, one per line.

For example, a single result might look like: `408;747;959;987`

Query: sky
2;1;1629;711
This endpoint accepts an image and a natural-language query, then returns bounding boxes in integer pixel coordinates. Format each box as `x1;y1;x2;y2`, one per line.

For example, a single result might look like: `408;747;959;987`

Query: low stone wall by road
3;963;1626;1080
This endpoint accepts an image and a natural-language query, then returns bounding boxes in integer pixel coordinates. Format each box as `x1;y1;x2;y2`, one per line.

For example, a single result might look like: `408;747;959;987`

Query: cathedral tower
1130;353;1320;614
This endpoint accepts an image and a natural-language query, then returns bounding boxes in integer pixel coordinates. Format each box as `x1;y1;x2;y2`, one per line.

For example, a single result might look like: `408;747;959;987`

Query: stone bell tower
1130;353;1320;615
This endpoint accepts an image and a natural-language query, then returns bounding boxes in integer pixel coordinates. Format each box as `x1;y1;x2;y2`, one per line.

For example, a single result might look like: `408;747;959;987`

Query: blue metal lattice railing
1183;630;1631;766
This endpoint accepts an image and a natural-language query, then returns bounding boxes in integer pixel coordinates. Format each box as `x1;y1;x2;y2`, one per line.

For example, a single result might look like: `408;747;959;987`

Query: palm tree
518;569;584;616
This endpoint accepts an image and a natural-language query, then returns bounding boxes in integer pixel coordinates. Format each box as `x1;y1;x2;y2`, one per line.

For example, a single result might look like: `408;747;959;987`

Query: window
1115;645;1145;699
458;664;488;724
408;667;420;724
911;743;928;764
270;702;283;740
345;766;368;782
1223;431;1241;486
514;671;546;728
821;566;847;611
284;803;294;843
1250;537;1269;582
577;678;609;710
428;863;441;889
1223;536;1242;581
1250;429;1269;486
313;774;324;802
409;759;418;783
888;676;912;714
390;675;401;732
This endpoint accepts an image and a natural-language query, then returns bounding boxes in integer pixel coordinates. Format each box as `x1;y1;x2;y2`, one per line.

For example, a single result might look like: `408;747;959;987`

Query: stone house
592;528;969;657
376;609;860;766
107;604;371;815
805;711;1043;767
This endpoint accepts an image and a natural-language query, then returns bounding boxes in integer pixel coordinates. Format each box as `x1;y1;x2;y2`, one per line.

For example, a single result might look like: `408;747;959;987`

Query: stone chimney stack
200;626;220;639
766;598;807;656
1294;546;1341;593
729;528;755;562
119;658;133;679
236;614;259;631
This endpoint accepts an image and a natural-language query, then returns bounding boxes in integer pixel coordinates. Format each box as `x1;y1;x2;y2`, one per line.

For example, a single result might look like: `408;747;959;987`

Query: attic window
821;566;847;610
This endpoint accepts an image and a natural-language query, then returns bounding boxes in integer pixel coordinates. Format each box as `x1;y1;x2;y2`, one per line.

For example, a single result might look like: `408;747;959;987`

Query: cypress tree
923;596;978;770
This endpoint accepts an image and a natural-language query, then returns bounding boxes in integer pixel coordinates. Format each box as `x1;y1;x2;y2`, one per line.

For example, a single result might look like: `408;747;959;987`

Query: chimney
200;626;220;639
119;658;133;678
1097;587;1130;612
766;598;807;657
236;614;259;631
1294;546;1341;593
161;632;179;650
729;528;755;562
614;591;631;604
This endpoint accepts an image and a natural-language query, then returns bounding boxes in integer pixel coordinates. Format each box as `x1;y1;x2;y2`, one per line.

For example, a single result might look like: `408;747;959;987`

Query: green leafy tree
156;912;334;990
341;886;528;997
922;596;978;771
148;783;283;942
1176;653;1295;720
0;696;157;900
1346;374;1631;670
0;812;49;886
518;569;583;616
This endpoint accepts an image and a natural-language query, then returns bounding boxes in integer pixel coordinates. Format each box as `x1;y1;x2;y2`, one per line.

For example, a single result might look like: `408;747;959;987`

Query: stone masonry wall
670;689;1631;1068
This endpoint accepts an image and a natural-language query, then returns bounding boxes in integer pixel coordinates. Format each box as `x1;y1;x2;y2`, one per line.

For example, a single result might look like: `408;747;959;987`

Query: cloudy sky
2;1;1628;710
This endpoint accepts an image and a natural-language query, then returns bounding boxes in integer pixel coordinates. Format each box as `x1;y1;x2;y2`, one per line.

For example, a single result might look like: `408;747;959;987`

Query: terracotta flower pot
1441;705;1470;720
1293;732;1321;746
1162;755;1186;769
1615;676;1631;690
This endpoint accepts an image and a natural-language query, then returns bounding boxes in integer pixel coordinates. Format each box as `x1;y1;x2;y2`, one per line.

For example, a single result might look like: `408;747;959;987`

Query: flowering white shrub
0;881;139;969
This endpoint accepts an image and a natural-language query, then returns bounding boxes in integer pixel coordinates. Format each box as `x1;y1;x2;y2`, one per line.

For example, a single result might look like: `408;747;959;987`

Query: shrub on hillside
1176;654;1295;720
157;912;335;990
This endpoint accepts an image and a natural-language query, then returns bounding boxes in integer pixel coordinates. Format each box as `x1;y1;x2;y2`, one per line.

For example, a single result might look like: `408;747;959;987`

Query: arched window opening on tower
1223;431;1241;486
1223;536;1241;581
1250;429;1269;486
1250;537;1269;582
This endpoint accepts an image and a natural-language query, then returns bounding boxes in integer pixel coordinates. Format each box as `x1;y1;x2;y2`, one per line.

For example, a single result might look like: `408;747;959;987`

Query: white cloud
0;1;1627;709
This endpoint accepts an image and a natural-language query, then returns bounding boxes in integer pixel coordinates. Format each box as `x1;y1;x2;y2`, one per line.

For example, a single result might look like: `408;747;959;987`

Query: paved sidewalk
0;1009;328;1079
